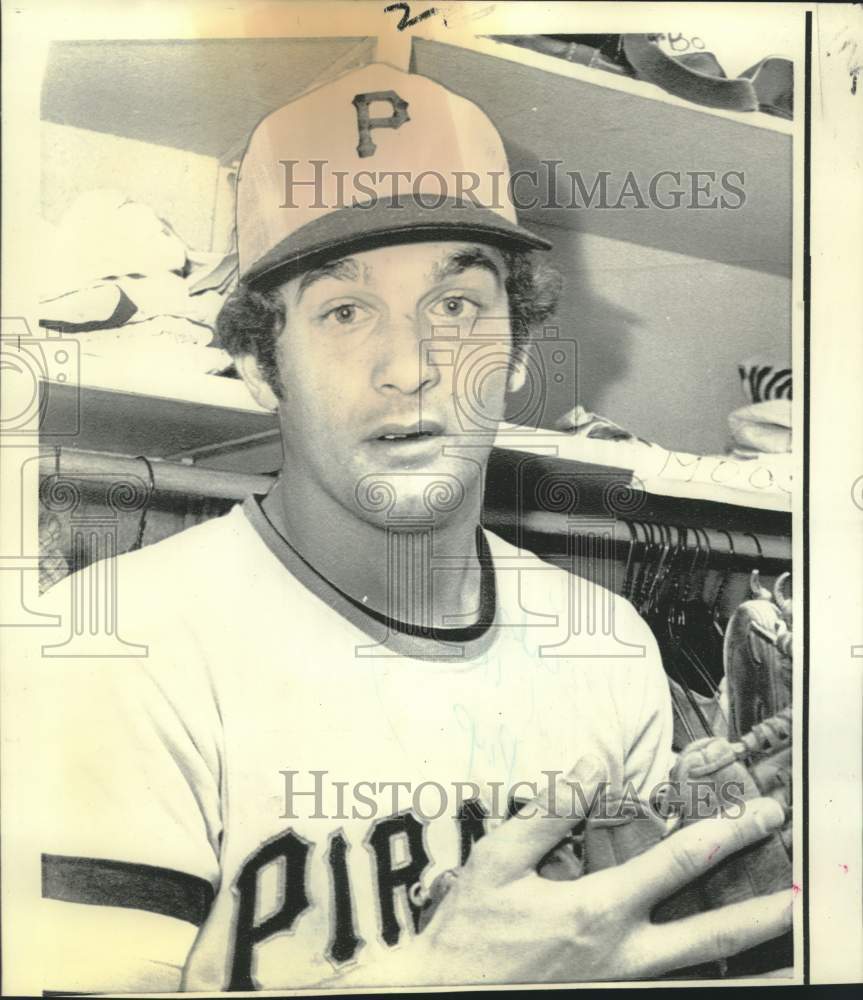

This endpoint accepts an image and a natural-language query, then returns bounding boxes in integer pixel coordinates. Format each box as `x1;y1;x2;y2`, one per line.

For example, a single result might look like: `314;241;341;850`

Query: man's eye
431;296;479;319
322;303;365;326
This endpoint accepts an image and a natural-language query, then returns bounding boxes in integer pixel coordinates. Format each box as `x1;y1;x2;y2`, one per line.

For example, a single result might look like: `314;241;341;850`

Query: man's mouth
378;431;434;442
370;421;444;443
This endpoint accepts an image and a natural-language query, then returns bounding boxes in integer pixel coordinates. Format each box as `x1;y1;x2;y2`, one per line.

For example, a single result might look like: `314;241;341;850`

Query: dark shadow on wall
506;223;643;429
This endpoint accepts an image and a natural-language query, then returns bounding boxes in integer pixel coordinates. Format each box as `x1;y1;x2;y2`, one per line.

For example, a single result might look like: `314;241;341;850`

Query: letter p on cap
352;90;410;158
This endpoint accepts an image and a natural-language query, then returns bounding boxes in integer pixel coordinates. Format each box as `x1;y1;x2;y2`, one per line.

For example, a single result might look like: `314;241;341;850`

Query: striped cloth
738;356;792;403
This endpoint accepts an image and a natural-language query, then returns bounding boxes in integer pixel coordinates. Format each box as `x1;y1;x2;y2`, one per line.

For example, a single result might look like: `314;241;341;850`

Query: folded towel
728;400;791;454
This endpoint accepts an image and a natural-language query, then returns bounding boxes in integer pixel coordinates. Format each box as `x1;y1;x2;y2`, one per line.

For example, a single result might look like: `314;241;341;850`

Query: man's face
251;241;524;525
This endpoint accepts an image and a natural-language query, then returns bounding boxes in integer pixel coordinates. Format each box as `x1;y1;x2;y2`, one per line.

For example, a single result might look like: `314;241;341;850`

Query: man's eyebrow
432;247;503;285
296;257;364;299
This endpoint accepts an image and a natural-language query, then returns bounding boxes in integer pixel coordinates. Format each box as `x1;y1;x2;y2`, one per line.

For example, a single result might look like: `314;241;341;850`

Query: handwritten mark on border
384;3;438;32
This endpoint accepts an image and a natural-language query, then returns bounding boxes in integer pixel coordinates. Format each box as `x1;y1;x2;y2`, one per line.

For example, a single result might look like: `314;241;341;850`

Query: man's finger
472;755;608;882
635;889;793;974
621;797;786;908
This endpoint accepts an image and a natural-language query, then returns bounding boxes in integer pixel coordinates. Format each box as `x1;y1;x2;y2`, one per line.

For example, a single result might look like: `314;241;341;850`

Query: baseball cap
236;62;551;287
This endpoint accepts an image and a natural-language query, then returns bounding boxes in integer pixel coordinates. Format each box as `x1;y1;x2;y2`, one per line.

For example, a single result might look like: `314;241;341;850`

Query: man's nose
374;314;441;396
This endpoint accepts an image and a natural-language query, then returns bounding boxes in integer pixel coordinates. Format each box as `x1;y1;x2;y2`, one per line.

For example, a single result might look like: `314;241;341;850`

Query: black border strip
802;8;812;986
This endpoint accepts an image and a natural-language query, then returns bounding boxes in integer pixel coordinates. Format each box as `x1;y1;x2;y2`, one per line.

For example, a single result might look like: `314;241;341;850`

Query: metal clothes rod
40;447;273;501
516;511;792;565
39;447;792;564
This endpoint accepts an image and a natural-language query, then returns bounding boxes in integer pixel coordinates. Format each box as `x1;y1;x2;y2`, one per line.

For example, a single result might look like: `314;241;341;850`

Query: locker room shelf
38;357;280;474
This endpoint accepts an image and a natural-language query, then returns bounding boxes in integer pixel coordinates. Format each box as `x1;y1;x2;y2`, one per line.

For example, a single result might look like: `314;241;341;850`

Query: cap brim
242;195;552;288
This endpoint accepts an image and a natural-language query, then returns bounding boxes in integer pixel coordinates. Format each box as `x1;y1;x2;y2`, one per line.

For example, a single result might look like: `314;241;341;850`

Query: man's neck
261;474;486;631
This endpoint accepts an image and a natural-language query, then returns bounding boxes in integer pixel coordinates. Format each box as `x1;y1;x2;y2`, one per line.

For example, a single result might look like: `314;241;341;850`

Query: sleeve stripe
42;853;215;927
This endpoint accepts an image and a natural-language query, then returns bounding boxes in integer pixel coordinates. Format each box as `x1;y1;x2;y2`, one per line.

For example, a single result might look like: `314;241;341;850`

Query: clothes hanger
621;520;639;601
711;528;736;637
128;456;156;553
629;521;651;613
650;525;717;741
690;526;730;696
635;522;662;615
650;524;681;616
662;524;726;703
644;522;672;615
743;530;766;589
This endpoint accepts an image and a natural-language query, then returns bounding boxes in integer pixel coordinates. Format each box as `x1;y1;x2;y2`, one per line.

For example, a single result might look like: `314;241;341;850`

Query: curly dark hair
216;248;561;397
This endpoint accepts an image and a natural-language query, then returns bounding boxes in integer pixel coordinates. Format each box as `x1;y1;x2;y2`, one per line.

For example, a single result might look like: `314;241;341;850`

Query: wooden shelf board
38;358;277;466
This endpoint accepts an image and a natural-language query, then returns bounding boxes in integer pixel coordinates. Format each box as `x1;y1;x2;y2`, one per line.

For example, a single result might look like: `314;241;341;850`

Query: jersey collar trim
241;494;499;663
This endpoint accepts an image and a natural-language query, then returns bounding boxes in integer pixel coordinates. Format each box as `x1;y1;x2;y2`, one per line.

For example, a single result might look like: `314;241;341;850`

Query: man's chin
351;445;487;524
363;433;448;470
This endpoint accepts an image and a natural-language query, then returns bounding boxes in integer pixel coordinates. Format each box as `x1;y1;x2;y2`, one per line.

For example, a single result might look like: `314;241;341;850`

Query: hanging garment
723;572;792;740
667;677;728;752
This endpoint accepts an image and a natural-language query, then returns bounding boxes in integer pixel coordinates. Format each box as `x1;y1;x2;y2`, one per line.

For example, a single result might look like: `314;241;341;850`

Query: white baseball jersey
22;497;672;992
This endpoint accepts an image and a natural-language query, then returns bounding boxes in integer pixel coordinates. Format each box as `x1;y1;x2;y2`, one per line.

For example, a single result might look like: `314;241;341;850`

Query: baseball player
25;64;792;991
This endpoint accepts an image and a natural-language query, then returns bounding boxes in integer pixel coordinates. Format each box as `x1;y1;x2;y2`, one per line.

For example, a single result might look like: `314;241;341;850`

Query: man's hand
407;756;791;985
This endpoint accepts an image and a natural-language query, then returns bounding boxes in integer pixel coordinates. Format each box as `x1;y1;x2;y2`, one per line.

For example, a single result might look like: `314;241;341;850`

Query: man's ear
234;354;280;412
507;349;529;394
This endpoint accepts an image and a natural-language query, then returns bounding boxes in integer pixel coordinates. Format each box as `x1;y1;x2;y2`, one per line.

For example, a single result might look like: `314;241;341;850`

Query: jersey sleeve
18;578;224;995
612;595;675;801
